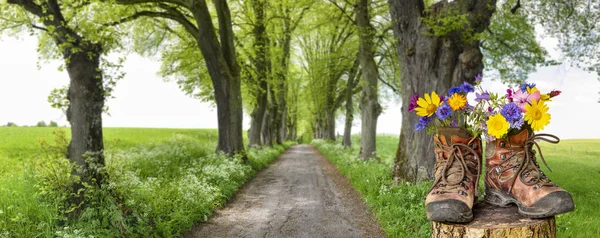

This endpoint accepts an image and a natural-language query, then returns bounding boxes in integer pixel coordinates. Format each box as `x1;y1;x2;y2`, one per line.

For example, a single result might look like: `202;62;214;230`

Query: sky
1;34;599;139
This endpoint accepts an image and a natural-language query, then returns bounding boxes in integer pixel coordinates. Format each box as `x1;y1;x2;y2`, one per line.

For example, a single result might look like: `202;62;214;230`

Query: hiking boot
425;127;482;223
484;129;574;218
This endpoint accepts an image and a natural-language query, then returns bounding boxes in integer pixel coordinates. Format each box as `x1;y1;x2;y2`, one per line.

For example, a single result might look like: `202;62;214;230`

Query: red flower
549;90;561;98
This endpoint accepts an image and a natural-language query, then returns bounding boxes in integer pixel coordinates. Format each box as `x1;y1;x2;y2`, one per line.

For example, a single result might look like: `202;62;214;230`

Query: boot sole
484;188;574;218
426;199;473;223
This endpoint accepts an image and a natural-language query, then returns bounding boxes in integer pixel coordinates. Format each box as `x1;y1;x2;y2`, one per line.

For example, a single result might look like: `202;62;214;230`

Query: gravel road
183;144;386;238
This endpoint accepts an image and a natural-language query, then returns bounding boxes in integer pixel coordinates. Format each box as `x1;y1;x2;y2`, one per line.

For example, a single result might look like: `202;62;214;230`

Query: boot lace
495;133;560;193
428;142;481;197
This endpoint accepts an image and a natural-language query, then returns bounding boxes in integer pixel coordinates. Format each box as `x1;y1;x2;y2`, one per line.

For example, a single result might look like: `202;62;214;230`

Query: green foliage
36;121;47;127
422;9;475;42
0;128;294;237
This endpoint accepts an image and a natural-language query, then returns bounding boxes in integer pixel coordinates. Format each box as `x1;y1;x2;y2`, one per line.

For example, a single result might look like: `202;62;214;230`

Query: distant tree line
4;121;59;127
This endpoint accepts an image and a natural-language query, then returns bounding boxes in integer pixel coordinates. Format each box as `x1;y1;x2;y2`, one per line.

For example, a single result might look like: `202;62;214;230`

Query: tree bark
190;0;245;156
431;203;556;238
64;45;106;209
248;0;268;148
356;0;382;158
388;0;496;181
343;57;360;148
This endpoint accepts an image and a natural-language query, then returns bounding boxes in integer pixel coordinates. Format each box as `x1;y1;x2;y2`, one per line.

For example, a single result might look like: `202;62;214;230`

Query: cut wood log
431;202;556;238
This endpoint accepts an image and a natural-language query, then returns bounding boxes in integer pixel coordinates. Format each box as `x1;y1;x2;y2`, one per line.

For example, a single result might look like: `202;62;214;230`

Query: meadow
0;127;292;237
314;135;600;238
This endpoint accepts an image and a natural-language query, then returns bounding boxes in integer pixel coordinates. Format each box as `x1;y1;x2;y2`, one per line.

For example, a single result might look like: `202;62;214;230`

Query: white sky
1;34;599;139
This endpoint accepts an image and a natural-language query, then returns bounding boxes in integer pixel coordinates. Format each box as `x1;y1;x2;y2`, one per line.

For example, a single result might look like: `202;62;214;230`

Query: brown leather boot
484;129;574;218
425;127;482;223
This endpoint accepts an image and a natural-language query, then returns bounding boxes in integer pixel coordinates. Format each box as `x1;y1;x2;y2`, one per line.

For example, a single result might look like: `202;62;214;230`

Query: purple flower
440;95;446;102
449;120;458;127
486;106;494;116
408;93;419;112
475;74;482;84
460;82;475;93
475;91;490;102
448;87;461;96
463;103;475;112
436;103;452;120
507;89;514;102
520;82;536;92
501;103;523;129
414;116;433;131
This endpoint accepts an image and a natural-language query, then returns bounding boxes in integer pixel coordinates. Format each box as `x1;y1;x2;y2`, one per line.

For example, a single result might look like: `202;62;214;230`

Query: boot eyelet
458;190;467;196
500;142;506;147
463;177;471;182
533;185;539;190
501;154;506;160
495;167;501;175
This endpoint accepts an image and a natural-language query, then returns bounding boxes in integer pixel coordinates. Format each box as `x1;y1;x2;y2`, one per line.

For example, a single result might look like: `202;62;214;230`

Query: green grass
314;136;600;238
0;127;292;237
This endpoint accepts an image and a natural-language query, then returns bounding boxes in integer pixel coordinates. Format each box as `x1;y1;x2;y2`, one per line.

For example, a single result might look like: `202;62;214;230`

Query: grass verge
0;127;294;237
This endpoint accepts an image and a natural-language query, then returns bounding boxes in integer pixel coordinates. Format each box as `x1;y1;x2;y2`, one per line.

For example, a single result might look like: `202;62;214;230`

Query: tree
356;0;382;158
388;0;600;181
116;0;245;156
6;122;17;127
0;0;133;210
388;0;496;180
36;120;47;127
49;120;59;127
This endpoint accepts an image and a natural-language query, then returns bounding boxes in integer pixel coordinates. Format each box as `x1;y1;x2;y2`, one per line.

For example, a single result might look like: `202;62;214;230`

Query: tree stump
431;202;556;238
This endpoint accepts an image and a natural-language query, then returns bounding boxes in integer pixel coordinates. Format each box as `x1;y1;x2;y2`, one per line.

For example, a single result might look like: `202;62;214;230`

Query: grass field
0;127;291;237
314;135;600;238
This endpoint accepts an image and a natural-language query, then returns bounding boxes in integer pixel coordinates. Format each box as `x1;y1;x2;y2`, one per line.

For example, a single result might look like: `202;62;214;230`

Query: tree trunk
388;0;495;181
248;87;267;148
431;203;556;238
356;0;382;159
191;0;245;156
343;80;355;148
64;44;105;208
343;57;360;148
248;0;268;148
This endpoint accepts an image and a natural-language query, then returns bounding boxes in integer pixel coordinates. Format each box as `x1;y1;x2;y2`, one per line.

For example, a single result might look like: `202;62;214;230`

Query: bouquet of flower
469;82;561;141
408;75;561;140
408;76;480;134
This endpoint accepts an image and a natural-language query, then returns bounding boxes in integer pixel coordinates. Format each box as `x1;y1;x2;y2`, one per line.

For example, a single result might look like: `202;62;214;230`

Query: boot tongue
438;127;472;144
507;129;531;145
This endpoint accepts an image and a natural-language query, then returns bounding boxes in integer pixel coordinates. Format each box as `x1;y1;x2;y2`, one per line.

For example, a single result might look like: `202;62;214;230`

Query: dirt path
184;144;386;238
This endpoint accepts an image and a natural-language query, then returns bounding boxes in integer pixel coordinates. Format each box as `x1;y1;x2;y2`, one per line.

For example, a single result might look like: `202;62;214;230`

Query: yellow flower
487;114;510;138
415;92;441;117
540;94;552;102
526;86;539;94
524;99;551;131
448;93;467;110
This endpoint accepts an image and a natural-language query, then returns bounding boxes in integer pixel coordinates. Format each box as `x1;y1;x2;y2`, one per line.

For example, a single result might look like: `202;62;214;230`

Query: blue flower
501;103;523;129
436;103;452;120
510;118;525;129
460;82;475;93
448;87;461;96
475;92;490;102
520;82;536;92
414;116;433;131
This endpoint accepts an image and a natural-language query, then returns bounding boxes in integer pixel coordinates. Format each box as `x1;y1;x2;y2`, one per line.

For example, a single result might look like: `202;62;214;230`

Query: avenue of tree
2;0;599;213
